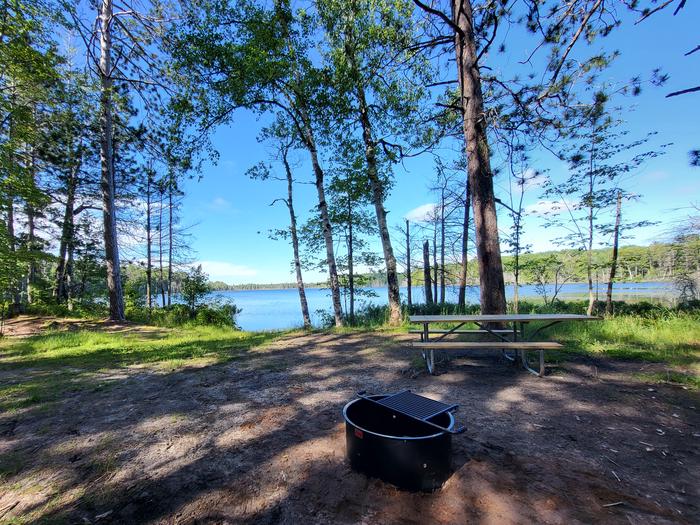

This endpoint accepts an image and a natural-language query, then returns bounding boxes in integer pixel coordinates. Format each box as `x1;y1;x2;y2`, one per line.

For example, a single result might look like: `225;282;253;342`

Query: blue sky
179;3;699;285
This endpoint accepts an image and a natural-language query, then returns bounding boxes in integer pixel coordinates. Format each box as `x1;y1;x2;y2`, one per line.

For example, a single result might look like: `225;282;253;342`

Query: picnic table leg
422;323;435;374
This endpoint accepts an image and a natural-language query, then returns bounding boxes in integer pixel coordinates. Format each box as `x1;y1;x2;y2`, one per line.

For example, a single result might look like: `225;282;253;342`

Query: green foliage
181;265;210;315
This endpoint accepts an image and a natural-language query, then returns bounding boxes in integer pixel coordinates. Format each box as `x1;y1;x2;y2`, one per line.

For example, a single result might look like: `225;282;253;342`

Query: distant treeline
211;240;699;290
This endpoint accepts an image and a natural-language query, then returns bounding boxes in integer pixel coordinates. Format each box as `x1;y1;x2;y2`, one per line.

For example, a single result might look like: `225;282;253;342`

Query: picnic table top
408;314;600;323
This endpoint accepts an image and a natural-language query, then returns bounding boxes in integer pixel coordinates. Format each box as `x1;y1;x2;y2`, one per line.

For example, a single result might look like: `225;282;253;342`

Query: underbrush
125;302;241;328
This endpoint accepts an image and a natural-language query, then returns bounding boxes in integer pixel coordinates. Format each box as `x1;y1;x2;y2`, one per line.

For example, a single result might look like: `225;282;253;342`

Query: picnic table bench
409;314;599;377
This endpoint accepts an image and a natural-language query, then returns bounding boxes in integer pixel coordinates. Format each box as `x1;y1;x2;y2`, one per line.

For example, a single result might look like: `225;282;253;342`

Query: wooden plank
409;314;600;323
411;341;563;350
408;329;516;334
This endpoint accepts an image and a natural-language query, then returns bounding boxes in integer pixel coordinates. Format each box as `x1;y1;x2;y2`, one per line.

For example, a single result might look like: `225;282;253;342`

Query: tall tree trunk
423;240;433;304
98;0;124;321
454;0;506;315
301;119;343;326
25;146;37;305
6;197;21;314
55;163;78;303
146;167;153;310
282;147;311;329
432;231;438;302
606;191;622;315
586;170;595;316
158;189;165;307
458;178;471;307
439;189;446;304
167;171;173;307
406;219;412;307
347;198;355;322
350;72;402;324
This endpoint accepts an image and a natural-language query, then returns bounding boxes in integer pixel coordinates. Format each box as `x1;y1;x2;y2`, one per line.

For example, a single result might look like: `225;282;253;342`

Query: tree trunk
423;240;433;304
406;219;412;307
432;232;438;302
54;164;78;303
458;177;471;307
301;116;343;326
25;146;37;305
146;167;153;310
347;198;355;322
158;188;166;307
282;148;311;329
454;0;506;315
352;76;402;325
98;0;125;321
439;189;446;304
606;191;622;315
6;197;21;314
167;171;173;307
586;169;595;316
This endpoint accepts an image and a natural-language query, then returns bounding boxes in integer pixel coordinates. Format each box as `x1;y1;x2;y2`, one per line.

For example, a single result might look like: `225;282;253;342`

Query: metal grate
376;390;457;422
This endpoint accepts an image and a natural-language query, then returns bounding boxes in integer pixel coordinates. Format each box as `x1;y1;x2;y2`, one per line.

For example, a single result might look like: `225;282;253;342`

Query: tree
167;0;345;325
181;264;209;316
412;0;632;315
545;96;665;315
247;122;312;329
318;0;435;325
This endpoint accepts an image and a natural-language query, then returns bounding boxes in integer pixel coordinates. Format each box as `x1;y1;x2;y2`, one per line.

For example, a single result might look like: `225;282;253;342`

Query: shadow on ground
0;331;698;524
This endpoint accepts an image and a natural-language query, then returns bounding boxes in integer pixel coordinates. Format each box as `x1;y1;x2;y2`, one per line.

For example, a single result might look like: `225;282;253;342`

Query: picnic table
409;314;600;377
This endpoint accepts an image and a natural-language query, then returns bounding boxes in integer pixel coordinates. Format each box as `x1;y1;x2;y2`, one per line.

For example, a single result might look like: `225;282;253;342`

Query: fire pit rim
342;394;455;441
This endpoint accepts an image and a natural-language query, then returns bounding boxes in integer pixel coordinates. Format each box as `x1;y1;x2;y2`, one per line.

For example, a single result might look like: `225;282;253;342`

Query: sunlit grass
0;326;282;412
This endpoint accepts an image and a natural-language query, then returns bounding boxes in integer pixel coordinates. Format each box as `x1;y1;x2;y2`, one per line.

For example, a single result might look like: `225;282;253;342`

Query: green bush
126;302;241;329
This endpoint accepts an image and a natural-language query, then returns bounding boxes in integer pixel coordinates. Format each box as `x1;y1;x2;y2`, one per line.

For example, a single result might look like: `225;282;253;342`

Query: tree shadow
0;331;696;524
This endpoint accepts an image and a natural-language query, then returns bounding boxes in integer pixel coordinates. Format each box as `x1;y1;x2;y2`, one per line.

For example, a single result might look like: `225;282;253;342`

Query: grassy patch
548;313;700;369
636;371;700;390
0;325;282;412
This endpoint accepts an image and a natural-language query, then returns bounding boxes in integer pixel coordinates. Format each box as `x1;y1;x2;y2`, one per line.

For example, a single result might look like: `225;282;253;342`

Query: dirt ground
1;329;698;524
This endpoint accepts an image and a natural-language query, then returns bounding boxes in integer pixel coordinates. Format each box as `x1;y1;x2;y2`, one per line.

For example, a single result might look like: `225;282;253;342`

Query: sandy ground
0;329;698;524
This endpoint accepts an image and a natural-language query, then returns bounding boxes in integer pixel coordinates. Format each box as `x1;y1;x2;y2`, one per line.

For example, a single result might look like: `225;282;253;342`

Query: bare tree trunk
586;169;595;316
440;188;446;304
55;164;78;303
6;197;21;314
146;167;153;310
406;219;412;307
454;0;506;315
158;188;166;307
25;146;37;305
432;231;438;302
352;77;402;325
301;119;343;326
347;198;355;322
423;240;433;304
98;0;124;321
167;171;173;307
606;191;622;315
281;147;311;329
458;178;471;307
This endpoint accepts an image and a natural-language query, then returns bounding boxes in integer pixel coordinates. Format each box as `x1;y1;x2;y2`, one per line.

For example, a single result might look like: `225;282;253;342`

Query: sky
177;3;699;285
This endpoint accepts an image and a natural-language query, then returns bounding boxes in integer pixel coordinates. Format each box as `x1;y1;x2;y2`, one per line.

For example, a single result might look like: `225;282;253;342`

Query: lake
207;281;677;331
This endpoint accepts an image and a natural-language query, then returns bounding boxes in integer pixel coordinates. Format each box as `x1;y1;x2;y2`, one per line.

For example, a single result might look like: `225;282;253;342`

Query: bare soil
1;329;698;524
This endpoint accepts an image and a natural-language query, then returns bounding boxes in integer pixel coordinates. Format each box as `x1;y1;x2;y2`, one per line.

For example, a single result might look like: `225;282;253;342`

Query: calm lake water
207;281;677;331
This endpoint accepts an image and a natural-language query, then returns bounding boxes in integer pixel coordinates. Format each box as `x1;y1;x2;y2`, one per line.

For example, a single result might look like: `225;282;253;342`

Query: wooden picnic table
409;313;600;377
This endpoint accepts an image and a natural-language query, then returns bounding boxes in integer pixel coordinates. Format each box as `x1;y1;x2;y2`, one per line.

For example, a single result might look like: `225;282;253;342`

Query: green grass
548;313;700;388
0;325;282;412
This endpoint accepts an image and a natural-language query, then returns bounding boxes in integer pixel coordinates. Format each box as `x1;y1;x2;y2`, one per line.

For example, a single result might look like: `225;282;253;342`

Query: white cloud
405;203;438;222
195;260;258;282
208;197;232;211
525;199;574;216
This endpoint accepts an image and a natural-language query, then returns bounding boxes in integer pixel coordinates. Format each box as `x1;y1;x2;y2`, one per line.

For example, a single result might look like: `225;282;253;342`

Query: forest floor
0;317;698;524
